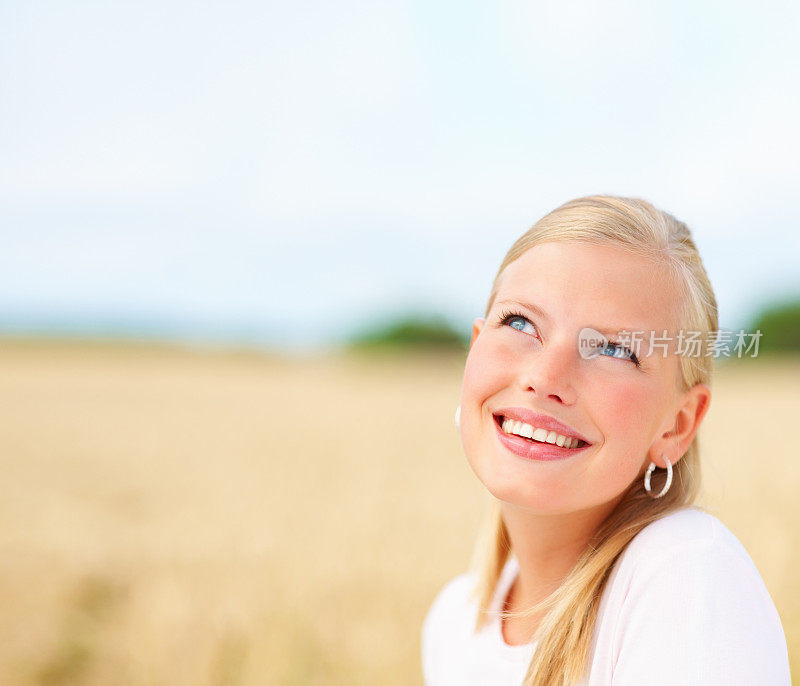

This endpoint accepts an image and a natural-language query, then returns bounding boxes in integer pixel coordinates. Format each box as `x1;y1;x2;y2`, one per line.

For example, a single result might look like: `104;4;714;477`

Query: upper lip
493;407;593;444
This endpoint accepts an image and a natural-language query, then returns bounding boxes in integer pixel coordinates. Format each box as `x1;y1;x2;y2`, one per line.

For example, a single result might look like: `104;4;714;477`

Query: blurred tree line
749;297;800;355
345;312;469;353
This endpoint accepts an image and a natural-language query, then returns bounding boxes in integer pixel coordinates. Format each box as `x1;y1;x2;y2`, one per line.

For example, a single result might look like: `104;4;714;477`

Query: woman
421;195;791;685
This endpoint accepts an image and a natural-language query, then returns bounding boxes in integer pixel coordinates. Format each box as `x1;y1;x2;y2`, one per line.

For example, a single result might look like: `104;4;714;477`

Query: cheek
602;383;650;432
461;338;510;402
592;377;661;473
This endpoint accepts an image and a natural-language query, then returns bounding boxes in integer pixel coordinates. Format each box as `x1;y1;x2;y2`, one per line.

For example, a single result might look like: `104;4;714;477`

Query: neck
500;496;623;608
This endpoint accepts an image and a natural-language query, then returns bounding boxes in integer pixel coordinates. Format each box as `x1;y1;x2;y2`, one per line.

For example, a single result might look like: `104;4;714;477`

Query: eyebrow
494;298;646;339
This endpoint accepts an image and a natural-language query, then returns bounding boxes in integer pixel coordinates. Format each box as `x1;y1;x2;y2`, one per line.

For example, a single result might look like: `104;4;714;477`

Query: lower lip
493;417;592;462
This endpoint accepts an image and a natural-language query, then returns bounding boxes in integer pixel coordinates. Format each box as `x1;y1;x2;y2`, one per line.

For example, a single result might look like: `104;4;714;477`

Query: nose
516;336;577;405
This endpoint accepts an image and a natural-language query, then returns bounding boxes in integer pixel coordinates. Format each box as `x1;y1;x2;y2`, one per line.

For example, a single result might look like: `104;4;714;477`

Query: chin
494;491;577;515
473;467;573;513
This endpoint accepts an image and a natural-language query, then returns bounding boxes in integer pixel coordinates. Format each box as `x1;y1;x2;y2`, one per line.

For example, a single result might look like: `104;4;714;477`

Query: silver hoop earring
454;405;461;430
644;455;672;498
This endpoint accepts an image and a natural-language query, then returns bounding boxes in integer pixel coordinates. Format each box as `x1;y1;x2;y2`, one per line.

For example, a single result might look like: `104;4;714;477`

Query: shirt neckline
489;554;538;658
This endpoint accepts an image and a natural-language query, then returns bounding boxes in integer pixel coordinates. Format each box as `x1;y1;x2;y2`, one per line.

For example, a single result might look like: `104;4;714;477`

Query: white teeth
500;417;585;448
532;428;549;442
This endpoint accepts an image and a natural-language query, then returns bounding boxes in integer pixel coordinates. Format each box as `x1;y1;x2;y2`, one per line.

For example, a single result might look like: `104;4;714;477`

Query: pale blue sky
1;1;798;351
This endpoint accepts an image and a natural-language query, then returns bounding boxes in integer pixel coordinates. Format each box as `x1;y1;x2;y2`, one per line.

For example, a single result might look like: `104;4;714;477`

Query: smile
496;415;588;448
492;414;592;461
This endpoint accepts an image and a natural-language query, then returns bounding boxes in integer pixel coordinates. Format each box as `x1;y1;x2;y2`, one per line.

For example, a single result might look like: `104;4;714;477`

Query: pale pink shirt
421;507;791;685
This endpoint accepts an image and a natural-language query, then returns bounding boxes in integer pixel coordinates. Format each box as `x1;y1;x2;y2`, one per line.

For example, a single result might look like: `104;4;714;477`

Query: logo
578;327;606;360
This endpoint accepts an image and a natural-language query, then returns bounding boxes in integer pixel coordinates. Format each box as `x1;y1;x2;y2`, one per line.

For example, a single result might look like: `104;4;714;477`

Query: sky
1;0;798;352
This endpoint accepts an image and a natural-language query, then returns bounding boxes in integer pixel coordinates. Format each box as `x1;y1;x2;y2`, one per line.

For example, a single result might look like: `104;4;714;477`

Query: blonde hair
466;195;719;686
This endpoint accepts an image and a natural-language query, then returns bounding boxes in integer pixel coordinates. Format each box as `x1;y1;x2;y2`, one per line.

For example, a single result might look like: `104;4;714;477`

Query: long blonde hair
466;195;718;686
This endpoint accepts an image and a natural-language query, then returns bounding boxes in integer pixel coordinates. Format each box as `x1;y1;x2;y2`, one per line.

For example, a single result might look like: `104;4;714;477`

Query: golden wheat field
0;338;797;685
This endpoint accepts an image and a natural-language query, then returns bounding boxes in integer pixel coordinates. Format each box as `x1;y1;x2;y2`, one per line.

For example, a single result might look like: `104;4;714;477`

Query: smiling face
460;240;690;515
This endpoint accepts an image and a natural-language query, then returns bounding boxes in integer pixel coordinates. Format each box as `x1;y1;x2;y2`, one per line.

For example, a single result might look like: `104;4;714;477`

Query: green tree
748;297;800;354
346;313;469;352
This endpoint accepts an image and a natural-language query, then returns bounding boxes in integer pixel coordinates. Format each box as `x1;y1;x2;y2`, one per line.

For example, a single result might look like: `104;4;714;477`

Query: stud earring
454;405;461;430
644;455;673;498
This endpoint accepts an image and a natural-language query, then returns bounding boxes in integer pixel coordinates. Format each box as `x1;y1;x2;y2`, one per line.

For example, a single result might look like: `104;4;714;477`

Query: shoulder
623;505;744;558
616;506;774;594
422;570;478;641
604;506;791;685
421;570;479;684
615;506;783;627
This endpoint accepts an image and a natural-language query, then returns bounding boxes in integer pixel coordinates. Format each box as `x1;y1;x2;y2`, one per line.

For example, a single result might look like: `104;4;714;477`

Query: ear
469;318;486;352
650;383;712;468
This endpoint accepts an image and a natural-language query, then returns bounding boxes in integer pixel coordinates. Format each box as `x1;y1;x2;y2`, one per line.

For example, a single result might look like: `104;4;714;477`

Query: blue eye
498;309;538;336
598;341;640;366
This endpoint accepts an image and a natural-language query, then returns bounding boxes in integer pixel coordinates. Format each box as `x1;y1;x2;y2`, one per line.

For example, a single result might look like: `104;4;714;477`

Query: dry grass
0;338;797;685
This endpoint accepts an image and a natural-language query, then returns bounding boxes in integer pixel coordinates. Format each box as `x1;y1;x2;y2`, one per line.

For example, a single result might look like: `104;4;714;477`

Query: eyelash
497;308;641;367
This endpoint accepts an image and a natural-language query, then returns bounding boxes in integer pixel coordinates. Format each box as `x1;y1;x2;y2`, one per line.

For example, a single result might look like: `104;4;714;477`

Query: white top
421;506;791;685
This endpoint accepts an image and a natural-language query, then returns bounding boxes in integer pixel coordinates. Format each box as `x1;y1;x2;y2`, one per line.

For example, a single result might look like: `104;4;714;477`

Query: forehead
496;241;682;345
